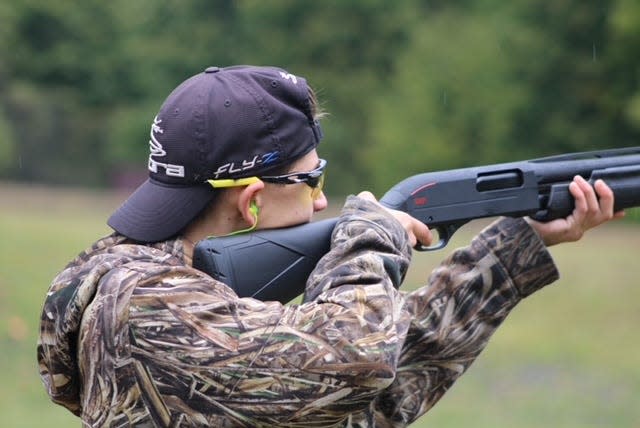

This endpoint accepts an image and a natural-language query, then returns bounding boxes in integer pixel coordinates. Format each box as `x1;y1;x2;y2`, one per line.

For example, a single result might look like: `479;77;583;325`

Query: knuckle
586;206;599;216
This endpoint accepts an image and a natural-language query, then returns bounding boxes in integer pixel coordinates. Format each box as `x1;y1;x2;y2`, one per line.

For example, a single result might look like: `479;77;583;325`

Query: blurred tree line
0;0;638;195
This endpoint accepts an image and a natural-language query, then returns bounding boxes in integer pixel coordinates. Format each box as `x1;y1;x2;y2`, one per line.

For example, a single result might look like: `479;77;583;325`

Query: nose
313;191;328;212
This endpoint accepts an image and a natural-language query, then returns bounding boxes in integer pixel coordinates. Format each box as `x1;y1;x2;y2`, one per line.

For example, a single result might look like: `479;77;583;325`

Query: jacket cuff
476;217;559;298
335;195;413;258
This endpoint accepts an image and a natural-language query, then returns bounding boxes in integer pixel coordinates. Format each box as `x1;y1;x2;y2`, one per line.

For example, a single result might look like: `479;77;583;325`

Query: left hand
526;175;626;246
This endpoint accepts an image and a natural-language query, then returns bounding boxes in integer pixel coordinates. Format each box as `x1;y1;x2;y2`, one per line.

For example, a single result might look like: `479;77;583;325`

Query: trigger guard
415;239;447;251
415;225;452;251
415;223;466;252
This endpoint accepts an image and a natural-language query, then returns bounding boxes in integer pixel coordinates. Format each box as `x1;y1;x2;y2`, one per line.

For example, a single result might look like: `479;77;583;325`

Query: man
38;65;622;427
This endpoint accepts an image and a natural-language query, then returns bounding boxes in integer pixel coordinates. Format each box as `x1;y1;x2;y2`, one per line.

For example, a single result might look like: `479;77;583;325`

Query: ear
237;180;264;226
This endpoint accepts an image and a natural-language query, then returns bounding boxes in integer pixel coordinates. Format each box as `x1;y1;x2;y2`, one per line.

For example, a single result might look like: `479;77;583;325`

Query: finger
568;179;587;221
394;215;417;247
357;191;377;202
614;210;626;219
413;221;433;247
574;176;600;214
593;179;615;218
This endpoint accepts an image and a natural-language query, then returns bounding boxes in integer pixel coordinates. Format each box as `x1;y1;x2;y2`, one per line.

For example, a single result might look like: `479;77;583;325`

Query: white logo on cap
148;116;185;177
279;71;298;84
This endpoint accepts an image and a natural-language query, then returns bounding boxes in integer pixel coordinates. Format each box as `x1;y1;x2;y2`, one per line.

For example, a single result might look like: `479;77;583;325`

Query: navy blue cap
108;65;323;242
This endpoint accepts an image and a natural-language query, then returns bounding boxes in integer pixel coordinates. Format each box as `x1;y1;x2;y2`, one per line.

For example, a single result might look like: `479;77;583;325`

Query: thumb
357;191;377;203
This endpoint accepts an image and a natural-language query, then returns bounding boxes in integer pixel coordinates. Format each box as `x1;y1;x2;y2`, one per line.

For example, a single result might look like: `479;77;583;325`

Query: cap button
204;66;221;73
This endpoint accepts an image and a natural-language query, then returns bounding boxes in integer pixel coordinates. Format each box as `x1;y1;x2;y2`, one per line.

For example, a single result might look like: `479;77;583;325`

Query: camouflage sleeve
79;195;415;427
369;217;560;426
304;194;412;301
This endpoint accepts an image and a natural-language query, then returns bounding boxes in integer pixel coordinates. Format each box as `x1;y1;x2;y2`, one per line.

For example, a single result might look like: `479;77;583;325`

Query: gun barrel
531;150;640;184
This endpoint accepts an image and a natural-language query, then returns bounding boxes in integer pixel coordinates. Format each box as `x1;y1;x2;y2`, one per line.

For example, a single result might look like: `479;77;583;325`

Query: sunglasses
208;158;327;200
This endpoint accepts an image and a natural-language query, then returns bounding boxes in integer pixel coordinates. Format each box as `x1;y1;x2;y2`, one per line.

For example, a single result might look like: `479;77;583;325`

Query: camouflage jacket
38;196;558;427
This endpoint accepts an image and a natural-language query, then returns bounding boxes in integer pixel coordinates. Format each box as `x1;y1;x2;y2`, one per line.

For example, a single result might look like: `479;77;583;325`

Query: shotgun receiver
193;147;640;303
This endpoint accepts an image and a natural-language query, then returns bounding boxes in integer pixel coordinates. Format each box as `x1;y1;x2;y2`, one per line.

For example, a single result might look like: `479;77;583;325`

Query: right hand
358;191;433;248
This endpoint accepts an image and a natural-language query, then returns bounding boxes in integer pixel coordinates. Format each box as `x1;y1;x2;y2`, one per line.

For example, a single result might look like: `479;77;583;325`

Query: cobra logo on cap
147;116;186;178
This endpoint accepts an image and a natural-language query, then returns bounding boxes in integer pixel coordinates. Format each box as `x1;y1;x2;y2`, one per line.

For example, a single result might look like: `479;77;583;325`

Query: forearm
374;217;559;426
302;195;413;348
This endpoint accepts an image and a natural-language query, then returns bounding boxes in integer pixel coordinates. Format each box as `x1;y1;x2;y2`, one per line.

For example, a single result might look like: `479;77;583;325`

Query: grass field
1;182;638;427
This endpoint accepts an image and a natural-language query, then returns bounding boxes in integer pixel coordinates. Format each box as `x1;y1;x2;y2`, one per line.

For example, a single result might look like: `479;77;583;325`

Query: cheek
296;188;312;205
283;194;310;220
296;189;316;214
263;188;310;221
276;188;314;222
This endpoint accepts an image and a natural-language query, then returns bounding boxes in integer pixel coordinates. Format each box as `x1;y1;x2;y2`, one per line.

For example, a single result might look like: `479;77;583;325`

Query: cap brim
107;178;216;243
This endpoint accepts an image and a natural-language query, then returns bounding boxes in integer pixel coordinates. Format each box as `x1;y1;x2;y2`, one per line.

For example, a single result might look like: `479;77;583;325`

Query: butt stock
193;219;336;303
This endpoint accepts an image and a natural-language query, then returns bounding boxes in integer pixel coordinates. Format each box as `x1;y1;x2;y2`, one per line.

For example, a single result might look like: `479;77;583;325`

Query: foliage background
1;0;639;193
1;1;639;427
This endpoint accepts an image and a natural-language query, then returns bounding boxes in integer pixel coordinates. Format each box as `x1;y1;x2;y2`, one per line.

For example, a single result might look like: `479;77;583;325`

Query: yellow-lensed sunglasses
208;159;327;200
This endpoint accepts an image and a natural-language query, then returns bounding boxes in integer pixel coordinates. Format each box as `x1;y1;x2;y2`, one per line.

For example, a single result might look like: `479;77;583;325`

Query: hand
526;176;625;246
358;191;433;247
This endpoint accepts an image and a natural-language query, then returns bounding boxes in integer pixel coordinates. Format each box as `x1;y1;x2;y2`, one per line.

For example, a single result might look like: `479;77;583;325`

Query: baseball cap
108;65;323;242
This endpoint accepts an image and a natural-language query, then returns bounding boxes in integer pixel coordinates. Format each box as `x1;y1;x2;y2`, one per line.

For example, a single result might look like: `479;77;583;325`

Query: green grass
0;183;121;428
1;183;638;427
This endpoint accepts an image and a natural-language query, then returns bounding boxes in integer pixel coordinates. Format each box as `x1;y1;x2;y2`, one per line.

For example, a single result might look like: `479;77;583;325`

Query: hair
308;85;327;121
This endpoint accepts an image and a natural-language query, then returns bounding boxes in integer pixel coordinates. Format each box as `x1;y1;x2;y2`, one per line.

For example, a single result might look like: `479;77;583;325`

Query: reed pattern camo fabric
38;196;559;427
